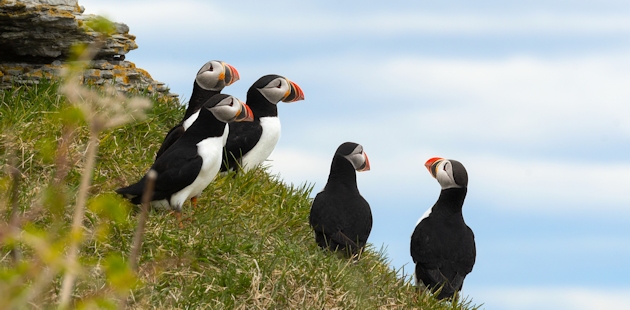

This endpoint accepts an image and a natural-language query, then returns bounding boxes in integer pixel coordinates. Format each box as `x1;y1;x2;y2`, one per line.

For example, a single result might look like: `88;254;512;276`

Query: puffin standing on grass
155;60;240;159
410;157;476;300
221;74;304;172
309;142;372;256
116;94;253;225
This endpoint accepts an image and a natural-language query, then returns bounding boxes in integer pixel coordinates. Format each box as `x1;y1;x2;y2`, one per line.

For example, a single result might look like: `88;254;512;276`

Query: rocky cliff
0;0;177;99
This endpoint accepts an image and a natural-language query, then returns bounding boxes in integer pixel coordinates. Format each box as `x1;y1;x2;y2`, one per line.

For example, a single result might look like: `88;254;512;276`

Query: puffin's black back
309;142;372;256
183;82;220;120
154;81;220;160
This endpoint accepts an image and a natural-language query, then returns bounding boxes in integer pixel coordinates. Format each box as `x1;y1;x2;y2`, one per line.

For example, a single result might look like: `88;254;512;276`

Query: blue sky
82;1;630;309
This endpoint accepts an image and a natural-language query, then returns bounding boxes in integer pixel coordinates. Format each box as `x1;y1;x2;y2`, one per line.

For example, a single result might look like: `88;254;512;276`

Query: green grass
0;80;482;309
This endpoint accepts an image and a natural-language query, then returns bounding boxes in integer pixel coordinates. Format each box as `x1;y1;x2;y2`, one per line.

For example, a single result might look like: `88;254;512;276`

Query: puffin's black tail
417;266;461;300
115;178;146;205
315;230;363;257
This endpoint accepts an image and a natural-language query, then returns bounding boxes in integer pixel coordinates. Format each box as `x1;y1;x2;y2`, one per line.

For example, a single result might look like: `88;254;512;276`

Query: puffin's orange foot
171;210;194;228
190;197;198;209
171;211;184;229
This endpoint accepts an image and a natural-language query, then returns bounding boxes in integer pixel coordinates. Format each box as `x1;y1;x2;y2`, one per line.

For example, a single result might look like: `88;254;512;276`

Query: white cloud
265;148;329;189
466;155;630;212
268;52;630;158
467;286;630;310
81;0;630;39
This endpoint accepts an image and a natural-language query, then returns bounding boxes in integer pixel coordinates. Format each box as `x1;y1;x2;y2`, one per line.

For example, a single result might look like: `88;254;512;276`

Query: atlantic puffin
116;94;253;225
221;74;304;172
309;142;372;256
155;60;240;159
410;157;476;299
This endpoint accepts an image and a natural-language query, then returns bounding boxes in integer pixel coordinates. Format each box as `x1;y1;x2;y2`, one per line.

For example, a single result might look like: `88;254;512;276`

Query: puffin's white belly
241;116;280;172
150;199;171;211
169;133;225;211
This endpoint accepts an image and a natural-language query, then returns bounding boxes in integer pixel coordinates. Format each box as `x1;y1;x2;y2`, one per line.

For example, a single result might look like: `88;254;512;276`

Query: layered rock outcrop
0;0;177;99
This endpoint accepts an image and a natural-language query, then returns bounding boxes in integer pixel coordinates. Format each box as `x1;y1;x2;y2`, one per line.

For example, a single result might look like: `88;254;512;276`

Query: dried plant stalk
7;156;22;263
129;169;157;271
58;131;99;309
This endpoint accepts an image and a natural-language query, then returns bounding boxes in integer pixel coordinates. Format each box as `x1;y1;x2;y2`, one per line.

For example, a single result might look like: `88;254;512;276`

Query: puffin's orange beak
282;79;305;102
234;102;254;122
223;62;240;86
358;152;370;172
424;157;444;178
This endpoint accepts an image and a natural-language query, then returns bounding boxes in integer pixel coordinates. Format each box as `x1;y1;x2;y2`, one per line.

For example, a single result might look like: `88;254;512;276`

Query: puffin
155;60;240;159
309;142;372;256
221;74;304;172
410;157;476;300
116;94;253;224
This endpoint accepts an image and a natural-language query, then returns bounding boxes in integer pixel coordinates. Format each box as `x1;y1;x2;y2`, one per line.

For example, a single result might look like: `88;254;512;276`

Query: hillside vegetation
0;81;481;309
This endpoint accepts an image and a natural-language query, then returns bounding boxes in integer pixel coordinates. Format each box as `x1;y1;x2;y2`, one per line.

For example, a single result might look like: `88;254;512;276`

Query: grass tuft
0;81;481;309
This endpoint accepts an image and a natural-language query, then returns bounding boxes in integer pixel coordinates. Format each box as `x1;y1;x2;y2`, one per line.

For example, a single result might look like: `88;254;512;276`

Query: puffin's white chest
169;129;227;210
182;111;200;130
410;207;433;237
416;207;433;226
241;116;280;171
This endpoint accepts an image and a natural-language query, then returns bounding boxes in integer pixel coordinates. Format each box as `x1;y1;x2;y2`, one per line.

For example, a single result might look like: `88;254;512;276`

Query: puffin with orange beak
116;94;253;226
156;60;240;159
309;142;372;257
410;157;476;299
221;74;305;172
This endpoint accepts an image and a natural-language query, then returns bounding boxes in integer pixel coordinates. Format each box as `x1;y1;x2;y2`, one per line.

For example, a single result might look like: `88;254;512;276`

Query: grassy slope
0;81;481;309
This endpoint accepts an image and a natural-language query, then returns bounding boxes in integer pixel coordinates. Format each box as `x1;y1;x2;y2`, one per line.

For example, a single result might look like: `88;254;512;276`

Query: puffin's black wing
149;146;203;200
411;220;476;299
410;219;446;285
309;191;360;252
155;124;185;160
221;122;263;171
117;144;202;204
461;226;477;274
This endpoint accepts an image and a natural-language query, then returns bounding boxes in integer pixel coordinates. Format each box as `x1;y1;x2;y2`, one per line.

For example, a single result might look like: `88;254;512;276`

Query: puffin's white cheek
436;171;458;189
258;88;284;104
196;71;219;90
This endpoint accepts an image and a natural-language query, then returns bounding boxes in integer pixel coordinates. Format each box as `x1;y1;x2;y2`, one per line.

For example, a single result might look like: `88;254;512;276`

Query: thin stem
129;169;157;271
121;169;156;309
58;131;99;309
7;157;22;263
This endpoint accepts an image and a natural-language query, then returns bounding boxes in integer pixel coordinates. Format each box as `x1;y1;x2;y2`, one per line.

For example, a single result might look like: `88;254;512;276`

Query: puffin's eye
276;81;282;88
228;99;234;107
443;162;448;171
208;64;213;72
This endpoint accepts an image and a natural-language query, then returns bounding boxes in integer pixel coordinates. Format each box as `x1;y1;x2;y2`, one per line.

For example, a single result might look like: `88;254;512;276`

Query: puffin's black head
336;142;370;172
202;94;254;123
425;157;468;189
248;74;305;104
195;60;240;91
